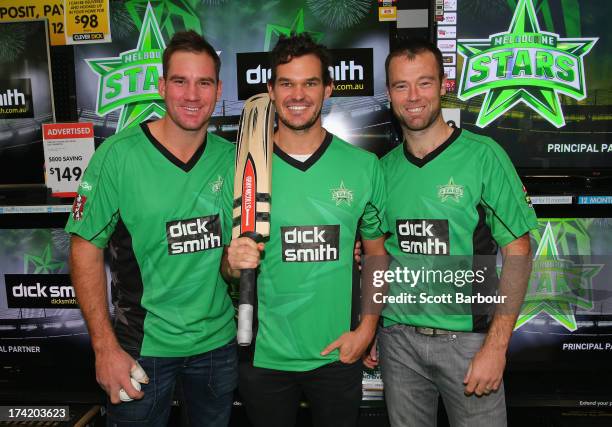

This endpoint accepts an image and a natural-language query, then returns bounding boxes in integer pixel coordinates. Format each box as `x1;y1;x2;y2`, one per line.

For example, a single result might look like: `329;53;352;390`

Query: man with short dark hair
227;33;387;427
66;31;237;426
365;38;536;426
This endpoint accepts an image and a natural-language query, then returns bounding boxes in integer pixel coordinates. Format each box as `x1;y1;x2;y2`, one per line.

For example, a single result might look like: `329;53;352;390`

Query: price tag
0;1;65;46
63;0;111;44
42;123;95;198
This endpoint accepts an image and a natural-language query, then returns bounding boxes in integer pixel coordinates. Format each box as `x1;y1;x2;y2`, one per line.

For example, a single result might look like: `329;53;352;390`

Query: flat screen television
439;0;611;176
0;20;55;188
0;214;103;403
505;204;612;407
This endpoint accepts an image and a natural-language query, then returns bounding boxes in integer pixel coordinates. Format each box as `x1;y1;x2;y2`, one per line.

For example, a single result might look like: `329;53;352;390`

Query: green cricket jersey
253;132;387;371
381;127;537;331
66;123;236;357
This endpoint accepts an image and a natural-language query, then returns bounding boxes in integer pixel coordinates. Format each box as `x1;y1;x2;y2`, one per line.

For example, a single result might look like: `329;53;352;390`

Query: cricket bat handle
237;272;255;346
237;232;261;346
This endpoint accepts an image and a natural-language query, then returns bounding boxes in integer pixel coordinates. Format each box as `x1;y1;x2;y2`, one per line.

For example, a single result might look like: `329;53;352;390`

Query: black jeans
239;360;363;427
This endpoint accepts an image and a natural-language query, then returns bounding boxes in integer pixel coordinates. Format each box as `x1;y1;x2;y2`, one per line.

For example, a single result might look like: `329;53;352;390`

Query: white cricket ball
119;377;141;402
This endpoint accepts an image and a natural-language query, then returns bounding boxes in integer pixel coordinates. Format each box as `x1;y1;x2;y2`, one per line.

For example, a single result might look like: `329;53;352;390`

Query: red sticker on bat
241;156;256;233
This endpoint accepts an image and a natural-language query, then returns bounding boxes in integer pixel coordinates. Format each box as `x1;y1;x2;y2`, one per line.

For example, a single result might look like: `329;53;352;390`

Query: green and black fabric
65;122;236;357
381;127;537;332
253;132;387;372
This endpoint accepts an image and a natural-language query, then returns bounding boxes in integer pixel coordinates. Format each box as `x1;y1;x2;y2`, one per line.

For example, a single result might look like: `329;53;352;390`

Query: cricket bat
233;93;275;346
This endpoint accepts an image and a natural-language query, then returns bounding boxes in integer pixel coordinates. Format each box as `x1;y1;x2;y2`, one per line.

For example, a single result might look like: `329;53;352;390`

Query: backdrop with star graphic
446;0;611;171
73;0;392;154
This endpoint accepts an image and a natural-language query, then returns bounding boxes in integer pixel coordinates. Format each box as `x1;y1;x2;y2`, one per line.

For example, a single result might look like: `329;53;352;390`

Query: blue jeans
378;324;506;427
107;340;238;427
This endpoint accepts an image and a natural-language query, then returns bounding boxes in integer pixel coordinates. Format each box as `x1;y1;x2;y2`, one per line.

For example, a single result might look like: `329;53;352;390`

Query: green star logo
457;0;597;128
515;222;602;331
124;0;201;37
87;2;167;132
264;9;323;51
24;244;65;274
437;177;464;202
331;181;353;207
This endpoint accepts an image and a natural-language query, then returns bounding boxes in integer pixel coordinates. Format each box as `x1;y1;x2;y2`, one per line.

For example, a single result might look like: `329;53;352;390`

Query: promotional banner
0;0;65;46
64;0;111;44
42;123;96;197
444;0;611;170
0;20;55;187
73;0;391;152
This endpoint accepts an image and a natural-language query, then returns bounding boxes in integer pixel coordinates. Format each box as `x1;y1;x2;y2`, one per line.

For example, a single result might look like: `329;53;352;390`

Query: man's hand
362;337;378;369
95;344;147;404
462;344;506;397
321;325;375;364
224;237;264;279
354;240;362;266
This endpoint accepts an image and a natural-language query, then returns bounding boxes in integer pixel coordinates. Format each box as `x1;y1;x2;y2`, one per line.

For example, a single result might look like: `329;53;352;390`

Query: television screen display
0;20;55;187
506;208;612;405
0;224;102;402
441;0;611;173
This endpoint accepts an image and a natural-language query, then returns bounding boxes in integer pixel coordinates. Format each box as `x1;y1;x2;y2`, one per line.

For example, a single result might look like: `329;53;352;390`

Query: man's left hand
463;344;506;396
320;328;373;364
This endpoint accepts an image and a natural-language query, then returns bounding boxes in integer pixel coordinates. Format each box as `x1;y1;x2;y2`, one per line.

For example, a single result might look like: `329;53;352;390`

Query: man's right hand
362;337;379;369
95;345;146;404
226;237;264;278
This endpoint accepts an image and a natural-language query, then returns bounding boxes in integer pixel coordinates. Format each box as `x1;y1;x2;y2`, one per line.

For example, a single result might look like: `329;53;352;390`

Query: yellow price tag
64;0;111;44
0;0;65;46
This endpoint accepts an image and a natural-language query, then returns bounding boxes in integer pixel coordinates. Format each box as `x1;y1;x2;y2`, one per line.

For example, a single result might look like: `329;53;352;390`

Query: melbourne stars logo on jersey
166;214;222;255
210;175;224;194
330;181;353;207
281;225;340;262
457;0;597;128
396;220;450;255
515;222;602;331
437;177;464;202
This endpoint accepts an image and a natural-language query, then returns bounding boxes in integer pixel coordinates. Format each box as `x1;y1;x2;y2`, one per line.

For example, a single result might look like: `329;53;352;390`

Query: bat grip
237;232;261;346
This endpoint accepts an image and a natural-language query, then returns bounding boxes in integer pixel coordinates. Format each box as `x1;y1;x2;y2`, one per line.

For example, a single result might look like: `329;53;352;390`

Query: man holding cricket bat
227;33;388;427
66;31;237;426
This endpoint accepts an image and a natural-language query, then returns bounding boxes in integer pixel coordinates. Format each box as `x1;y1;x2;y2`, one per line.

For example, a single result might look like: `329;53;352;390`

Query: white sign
444;0;457;11
438;39;457;52
42;122;95;197
437;26;457;39
441;12;457;25
530;196;573;205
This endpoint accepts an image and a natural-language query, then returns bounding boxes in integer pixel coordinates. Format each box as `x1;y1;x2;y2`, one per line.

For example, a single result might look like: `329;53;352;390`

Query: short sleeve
65;141;120;248
220;145;236;246
481;142;538;247
359;157;388;240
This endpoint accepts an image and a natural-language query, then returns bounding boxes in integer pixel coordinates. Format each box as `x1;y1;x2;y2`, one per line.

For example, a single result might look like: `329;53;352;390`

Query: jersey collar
403;127;461;168
273;131;333;172
140;121;207;173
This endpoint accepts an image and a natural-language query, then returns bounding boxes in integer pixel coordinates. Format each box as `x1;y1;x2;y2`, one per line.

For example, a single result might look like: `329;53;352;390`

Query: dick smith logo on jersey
281;225;340;262
396;220;450;255
166;215;222;255
236;49;374;99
